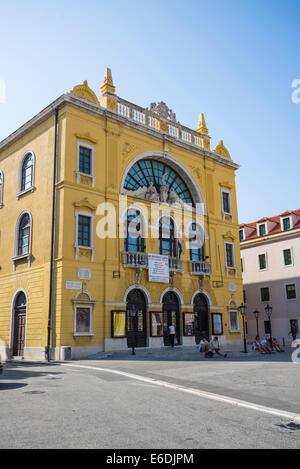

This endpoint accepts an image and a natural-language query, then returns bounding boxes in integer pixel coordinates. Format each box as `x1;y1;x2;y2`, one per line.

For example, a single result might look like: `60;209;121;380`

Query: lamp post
129;304;137;356
253;310;260;337
238;303;248;353
265;304;273;347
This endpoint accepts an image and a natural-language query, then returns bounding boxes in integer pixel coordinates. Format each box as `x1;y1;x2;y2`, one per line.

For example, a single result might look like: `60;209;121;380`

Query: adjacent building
240;210;300;343
0;69;243;360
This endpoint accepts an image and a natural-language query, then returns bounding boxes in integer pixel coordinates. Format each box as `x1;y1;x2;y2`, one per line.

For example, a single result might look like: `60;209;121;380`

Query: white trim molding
221;189;233;221
160;287;184;306
0;170;3;208
190;289;212;307
9;289;29;354
123;285;151;305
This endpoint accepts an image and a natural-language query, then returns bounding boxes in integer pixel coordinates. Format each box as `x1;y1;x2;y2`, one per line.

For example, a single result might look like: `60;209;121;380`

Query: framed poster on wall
183;312;195;336
212;313;223;335
150;311;163;337
111;311;126;338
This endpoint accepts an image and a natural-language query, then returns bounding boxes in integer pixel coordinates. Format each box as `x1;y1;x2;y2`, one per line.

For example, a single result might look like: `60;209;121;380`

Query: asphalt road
1;348;300;449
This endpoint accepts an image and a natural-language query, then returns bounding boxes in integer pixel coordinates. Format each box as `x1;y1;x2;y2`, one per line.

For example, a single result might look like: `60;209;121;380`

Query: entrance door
194;293;209;344
162;291;180;346
12;292;27;356
126;289;147;348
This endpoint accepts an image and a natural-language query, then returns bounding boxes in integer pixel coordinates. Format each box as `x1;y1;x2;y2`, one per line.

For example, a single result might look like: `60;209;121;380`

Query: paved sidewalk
81;344;295;363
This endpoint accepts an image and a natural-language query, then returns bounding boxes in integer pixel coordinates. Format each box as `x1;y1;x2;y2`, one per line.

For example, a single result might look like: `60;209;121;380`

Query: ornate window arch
120;152;206;214
17;151;35;197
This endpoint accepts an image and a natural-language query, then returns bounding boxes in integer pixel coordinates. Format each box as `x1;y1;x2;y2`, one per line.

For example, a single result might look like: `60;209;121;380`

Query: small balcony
122;252;182;272
122;251;148;268
189;260;210;275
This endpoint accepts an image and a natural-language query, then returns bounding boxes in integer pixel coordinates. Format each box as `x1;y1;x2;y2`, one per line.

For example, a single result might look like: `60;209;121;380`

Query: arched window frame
189;222;205;261
17;151;35;198
12;211;33;270
124;208;145;253
0;170;3;208
159;216;177;257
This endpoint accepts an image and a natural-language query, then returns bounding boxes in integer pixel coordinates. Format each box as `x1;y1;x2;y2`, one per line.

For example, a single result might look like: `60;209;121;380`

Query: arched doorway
12;291;27;356
162;291;180;346
194;293;209;344
126;289;147;348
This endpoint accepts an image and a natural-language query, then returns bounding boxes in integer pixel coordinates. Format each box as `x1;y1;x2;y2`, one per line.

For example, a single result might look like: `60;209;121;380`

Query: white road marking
61;363;300;424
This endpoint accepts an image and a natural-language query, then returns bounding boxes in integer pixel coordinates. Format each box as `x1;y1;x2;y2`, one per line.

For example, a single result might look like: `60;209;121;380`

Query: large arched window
124;159;193;205
189;222;205;261
159;217;176;257
124;209;144;252
18;213;31;256
17;151;35;197
21;153;33;191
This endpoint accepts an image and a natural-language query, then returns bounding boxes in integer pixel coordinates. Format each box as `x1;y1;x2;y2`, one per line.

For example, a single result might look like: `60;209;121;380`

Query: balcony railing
122;252;182;271
122;251;148;268
115;97;206;150
168;256;182;271
189;260;210;275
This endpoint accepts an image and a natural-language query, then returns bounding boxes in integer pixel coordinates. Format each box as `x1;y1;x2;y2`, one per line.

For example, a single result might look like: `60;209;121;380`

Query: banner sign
148;254;169;283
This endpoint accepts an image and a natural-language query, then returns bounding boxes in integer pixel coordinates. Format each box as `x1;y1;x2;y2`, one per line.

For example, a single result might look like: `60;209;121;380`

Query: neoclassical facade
0;69;243;360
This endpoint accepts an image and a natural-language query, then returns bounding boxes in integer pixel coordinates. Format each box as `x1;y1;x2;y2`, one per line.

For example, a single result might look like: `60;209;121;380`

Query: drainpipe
47;108;59;361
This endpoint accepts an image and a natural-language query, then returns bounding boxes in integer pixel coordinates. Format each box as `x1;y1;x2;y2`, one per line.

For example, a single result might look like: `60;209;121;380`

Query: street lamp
129;304;137;356
253;310;260;337
265;304;273;347
238;303;248;353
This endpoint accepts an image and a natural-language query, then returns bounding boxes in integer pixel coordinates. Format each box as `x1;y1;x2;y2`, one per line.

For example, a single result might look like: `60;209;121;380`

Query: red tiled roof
240;209;300;241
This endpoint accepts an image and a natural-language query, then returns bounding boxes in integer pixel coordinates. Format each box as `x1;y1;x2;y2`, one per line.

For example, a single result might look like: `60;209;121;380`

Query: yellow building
0;69;243;360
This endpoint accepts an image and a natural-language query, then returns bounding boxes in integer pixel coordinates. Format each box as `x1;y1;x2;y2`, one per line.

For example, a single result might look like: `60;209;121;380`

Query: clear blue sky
0;0;299;223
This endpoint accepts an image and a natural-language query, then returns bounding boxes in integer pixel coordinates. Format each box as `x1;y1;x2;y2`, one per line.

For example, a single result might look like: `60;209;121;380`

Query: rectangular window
76;307;91;333
183;313;195;336
259;224;266;236
212;313;223;335
286;284;296;300
258;254;266;270
283;249;292;266
243;289;247;304
282;217;291;231
78;215;91;247
260;287;270;302
111;311;126;338
222;192;231;214
229;311;239;331
239;230;244;241
79;146;91;175
264;320;271;334
150;312;163;337
241;258;243;273
225;243;234;267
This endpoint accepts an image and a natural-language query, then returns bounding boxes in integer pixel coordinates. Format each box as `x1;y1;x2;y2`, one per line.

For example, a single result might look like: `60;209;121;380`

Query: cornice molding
0;94;240;171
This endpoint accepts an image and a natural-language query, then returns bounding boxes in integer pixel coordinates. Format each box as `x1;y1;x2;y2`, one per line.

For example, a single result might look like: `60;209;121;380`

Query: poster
148;254;169;283
112;311;126;337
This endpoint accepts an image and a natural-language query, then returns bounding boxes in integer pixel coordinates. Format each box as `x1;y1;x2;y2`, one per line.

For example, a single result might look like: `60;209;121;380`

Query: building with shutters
0;69;243;360
240;210;300;343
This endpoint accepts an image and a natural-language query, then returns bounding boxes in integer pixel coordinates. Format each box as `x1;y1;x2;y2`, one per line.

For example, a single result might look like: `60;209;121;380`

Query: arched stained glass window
124;159;193;205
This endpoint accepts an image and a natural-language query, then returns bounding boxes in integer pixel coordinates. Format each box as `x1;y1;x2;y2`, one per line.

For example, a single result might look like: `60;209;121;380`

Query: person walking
169;324;175;348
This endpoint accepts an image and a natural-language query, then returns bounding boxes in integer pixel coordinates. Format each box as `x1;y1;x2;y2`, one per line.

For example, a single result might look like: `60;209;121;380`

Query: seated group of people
199;336;227;358
253;336;284;354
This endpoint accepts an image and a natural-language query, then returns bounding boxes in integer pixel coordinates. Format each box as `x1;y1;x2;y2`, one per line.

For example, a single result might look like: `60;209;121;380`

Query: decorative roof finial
213;140;231;159
101;68;116;95
197;113;208;135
